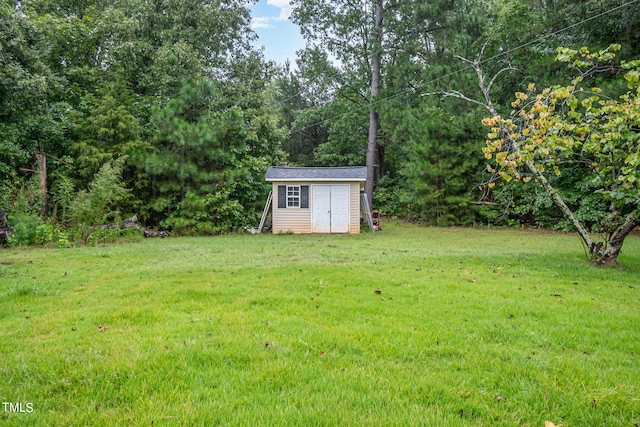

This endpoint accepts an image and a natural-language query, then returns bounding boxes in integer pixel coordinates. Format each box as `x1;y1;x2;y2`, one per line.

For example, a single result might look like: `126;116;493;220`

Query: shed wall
347;182;361;234
271;181;361;234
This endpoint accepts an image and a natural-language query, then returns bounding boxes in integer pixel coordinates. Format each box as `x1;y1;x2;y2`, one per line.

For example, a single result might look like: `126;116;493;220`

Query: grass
0;222;639;426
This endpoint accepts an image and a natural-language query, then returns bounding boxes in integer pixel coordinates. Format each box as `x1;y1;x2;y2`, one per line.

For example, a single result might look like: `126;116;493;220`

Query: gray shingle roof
265;166;367;181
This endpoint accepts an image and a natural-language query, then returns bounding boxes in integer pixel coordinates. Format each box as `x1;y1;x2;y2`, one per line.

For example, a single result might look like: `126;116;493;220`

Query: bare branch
487;65;518;94
451;53;517;117
422;90;495;114
453;54;475;67
43;151;74;168
476;32;496;64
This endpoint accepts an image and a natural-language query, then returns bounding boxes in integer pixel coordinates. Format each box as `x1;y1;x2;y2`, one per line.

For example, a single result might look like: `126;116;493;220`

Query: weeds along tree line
1;1;639;253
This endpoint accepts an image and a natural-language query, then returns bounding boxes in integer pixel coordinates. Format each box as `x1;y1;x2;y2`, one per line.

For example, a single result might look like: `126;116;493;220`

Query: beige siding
271;182;312;233
271;181;362;234
349;182;361;234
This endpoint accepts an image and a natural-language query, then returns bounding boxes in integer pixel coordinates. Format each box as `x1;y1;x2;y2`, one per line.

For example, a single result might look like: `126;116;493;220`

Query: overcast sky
250;0;305;65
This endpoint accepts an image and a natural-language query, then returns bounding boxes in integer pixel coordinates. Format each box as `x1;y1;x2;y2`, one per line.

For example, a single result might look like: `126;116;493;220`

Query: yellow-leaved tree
481;45;639;266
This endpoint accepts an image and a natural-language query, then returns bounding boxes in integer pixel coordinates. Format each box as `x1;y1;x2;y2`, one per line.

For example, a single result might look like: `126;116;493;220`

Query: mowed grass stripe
0;222;638;426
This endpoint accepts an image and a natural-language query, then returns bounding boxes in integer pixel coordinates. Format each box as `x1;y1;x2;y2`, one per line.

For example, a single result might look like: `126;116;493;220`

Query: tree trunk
38;150;48;218
365;0;383;210
591;211;638;266
0;209;8;245
529;155;638;266
522;160;594;248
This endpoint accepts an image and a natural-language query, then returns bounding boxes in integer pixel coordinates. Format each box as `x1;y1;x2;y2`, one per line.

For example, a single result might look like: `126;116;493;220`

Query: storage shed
265;166;367;234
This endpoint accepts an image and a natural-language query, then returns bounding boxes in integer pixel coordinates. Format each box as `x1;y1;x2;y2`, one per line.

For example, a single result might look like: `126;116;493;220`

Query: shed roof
265;166;367;182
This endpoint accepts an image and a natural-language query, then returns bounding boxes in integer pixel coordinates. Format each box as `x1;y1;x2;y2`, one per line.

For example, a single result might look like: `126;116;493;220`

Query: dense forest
1;0;639;247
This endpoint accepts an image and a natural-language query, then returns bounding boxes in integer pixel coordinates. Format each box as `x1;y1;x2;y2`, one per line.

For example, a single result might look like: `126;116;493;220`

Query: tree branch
424;51;517;117
43;151;74;168
487;65;518;94
522;159;595;250
607;210;639;250
422;90;496;114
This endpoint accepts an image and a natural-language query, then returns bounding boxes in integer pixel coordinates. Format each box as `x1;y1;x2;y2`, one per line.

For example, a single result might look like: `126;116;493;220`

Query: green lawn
1;222;639;426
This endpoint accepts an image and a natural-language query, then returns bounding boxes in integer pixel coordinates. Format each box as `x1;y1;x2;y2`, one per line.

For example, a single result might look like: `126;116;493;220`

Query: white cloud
267;0;292;19
251;0;295;32
251;0;291;30
251;16;273;30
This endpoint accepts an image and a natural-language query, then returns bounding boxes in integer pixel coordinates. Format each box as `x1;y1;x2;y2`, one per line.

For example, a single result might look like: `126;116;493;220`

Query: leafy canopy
483;44;639;205
482;44;640;265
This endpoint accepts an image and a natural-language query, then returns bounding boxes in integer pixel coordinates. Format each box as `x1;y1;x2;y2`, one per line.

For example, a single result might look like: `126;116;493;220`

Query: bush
7;212;47;246
3;177;51;246
68;157;129;228
162;187;249;235
5;212;71;247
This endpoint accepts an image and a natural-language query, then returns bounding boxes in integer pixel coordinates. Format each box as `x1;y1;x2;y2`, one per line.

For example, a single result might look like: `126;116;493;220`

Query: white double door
311;185;350;233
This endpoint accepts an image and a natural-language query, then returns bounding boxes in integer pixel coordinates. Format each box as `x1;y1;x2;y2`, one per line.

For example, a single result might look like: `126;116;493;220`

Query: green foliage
496;165;609;232
71;82;149;180
271;61;326;165
482;45;640;264
7;179;42;246
379;106;488;225
6;213;50;246
4;0;640;240
372;175;405;219
3;177;68;247
0;1;71;215
1;0;271;239
484;45;640;207
162;188;247;236
51;174;75;225
147;77;285;227
313;98;369;167
6;217;71;248
287;0;512;221
147;77;226;209
68;157;129;228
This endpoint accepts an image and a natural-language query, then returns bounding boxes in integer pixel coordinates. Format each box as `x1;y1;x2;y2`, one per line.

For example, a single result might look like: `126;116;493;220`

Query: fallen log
89;215;169;238
469;201;501;206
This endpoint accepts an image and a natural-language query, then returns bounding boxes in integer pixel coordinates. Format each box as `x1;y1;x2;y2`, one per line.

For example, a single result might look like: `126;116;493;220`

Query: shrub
162;187;248;235
67;157;129;231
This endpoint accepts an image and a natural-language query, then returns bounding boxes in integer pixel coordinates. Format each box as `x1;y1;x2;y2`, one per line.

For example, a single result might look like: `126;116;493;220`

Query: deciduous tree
481;45;639;266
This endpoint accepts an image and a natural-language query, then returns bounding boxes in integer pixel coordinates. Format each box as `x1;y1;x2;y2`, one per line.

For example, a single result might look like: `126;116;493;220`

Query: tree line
1;0;285;242
1;0;639;262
